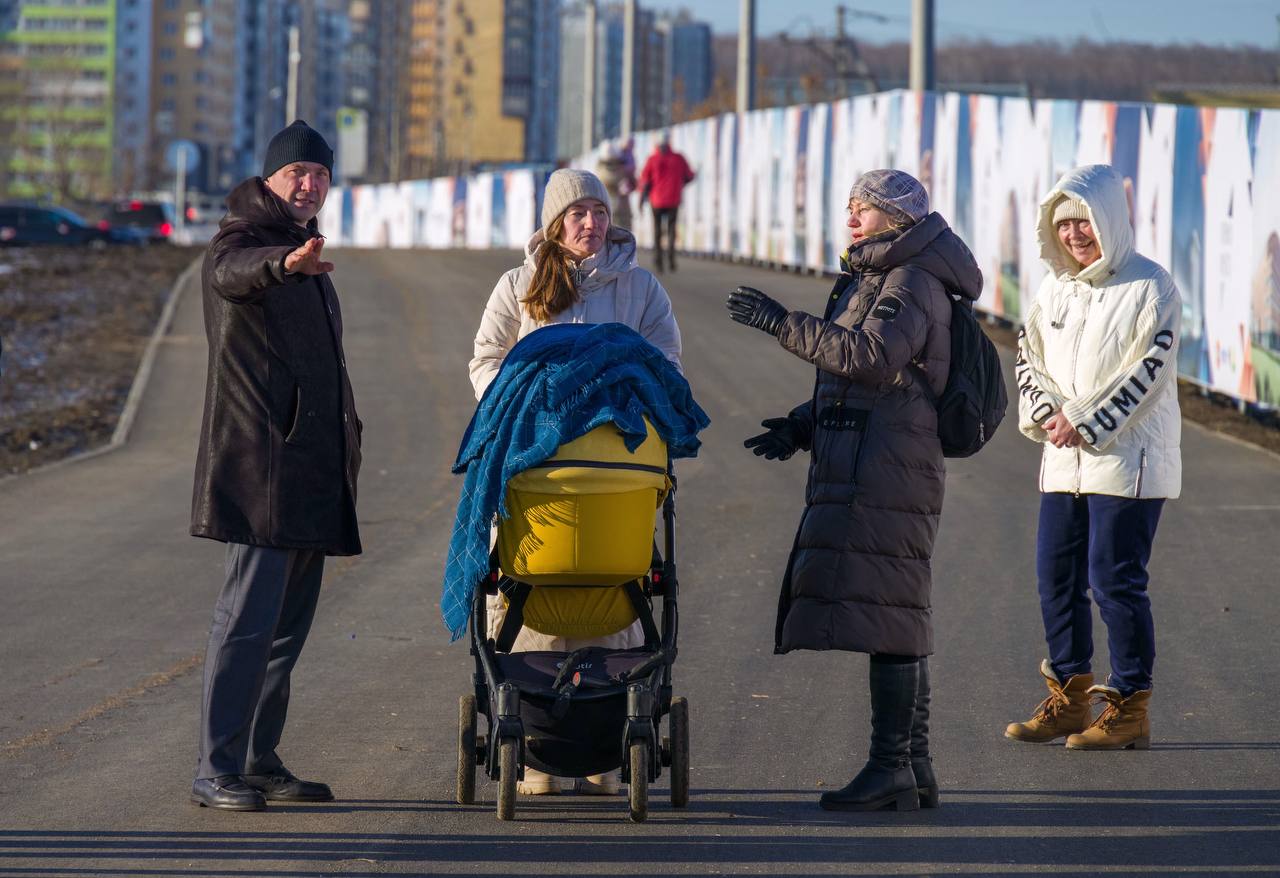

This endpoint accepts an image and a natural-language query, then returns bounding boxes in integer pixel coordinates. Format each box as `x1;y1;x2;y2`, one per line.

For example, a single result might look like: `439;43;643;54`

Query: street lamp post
583;0;597;154
621;0;635;140
737;0;755;114
286;24;301;121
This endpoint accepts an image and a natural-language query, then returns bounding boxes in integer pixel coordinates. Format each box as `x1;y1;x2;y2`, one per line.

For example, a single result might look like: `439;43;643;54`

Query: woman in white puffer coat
1005;164;1181;753
468;168;682;797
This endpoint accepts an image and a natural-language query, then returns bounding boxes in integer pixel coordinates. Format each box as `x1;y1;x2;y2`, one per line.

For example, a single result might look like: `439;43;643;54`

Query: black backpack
922;295;1008;458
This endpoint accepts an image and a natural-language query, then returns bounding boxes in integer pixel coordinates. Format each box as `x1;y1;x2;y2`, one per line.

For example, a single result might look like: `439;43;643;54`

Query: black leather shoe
243;767;333;802
191;776;266;811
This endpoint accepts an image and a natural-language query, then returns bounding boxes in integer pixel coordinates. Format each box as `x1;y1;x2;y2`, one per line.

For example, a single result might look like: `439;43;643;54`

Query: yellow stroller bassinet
457;419;689;823
495;418;668;642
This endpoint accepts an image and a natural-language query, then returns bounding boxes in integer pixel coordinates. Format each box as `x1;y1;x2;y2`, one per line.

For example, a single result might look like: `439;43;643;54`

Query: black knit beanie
262;119;333;179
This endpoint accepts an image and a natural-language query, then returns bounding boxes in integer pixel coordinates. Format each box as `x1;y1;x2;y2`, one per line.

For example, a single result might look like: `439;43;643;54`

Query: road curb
111;256;201;446
1;254;202;483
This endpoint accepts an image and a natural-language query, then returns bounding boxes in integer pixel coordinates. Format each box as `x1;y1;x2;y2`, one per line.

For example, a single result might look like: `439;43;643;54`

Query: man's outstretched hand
285;236;334;275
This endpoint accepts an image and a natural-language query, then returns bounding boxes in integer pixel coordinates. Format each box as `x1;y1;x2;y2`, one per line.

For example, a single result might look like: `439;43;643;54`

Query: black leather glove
744;416;802;461
727;286;788;337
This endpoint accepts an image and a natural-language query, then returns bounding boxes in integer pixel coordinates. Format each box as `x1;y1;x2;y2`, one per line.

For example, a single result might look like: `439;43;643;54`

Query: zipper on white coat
1068;284;1092;496
1134;448;1147;498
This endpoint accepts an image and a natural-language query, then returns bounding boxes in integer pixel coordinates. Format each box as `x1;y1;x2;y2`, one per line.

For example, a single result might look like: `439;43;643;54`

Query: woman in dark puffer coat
727;169;982;812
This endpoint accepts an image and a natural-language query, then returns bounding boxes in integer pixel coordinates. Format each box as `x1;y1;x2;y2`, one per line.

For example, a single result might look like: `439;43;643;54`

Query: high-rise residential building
558;2;622;158
441;0;529;167
403;0;443;178
403;0;558;175
294;0;347;155
233;0;350;189
555;5;586;159
0;0;117;200
234;0;289;186
557;2;700;159
632;7;665;132
662;18;711;119
114;0;151;194
344;0;409;183
148;0;237;193
370;0;411;180
523;0;560;162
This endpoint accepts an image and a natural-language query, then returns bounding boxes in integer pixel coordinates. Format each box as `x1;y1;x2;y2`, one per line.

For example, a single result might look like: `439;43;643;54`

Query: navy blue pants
197;544;325;780
1036;493;1164;696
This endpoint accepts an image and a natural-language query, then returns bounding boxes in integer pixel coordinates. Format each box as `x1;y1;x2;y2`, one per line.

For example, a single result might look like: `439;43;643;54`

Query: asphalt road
2;247;1278;876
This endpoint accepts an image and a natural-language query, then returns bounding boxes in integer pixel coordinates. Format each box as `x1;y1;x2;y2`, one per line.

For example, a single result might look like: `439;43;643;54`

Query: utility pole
583;0;597;153
1274;14;1280;85
909;0;935;94
286;24;301;121
736;0;755;114
621;0;635;139
819;5;880;97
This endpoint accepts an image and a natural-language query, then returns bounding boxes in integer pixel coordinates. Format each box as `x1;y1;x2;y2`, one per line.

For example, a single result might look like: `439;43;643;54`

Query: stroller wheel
456;695;477;805
628;741;649;823
669;696;690;808
497;738;518;821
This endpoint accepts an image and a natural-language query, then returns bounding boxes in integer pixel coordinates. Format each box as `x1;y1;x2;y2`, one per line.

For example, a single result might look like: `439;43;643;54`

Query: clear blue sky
644;0;1279;47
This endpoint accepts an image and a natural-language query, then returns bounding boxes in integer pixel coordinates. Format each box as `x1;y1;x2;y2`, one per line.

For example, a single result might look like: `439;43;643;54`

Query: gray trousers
196;543;324;780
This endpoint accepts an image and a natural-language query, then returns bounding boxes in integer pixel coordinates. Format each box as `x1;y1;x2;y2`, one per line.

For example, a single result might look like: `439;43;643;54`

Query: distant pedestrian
638;133;694;273
190;120;362;811
595;140;636;232
1006;164;1181;751
727;169;982;812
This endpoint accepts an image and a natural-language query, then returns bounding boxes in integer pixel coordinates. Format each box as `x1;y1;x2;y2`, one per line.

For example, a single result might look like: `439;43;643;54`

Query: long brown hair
522;213;580;322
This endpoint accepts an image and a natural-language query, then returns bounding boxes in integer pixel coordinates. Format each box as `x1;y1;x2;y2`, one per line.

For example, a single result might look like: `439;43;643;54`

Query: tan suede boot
1065;685;1151;750
516;767;561;795
1005;660;1094;743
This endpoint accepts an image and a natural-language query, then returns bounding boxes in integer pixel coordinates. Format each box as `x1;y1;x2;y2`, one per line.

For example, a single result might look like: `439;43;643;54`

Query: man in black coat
189;120;362;811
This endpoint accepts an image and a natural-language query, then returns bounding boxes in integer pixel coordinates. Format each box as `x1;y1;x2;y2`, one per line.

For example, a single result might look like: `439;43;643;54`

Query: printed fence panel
327;89;1280;408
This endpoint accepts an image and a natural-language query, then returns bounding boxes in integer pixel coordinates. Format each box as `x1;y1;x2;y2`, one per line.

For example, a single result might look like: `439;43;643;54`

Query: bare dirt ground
0;245;201;476
0;250;1275;481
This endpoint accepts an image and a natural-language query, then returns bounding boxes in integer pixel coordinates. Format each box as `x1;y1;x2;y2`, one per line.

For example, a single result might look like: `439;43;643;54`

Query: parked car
183;195;226;224
104;200;178;243
0;204;147;247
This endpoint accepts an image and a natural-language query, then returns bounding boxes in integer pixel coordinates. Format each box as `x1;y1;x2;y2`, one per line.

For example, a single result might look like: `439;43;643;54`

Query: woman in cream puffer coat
1007;163;1181;753
469;187;680;399
468;168;682;796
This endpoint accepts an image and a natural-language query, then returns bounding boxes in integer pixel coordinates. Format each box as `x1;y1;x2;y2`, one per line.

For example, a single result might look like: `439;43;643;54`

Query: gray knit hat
541;168;611;232
1051;195;1090;225
848;169;929;226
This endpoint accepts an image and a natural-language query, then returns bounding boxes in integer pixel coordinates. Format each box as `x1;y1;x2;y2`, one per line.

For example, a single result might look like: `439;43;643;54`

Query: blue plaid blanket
442;322;710;639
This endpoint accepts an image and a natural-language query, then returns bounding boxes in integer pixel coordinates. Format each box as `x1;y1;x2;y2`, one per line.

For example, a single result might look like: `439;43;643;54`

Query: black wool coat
190;177;362;556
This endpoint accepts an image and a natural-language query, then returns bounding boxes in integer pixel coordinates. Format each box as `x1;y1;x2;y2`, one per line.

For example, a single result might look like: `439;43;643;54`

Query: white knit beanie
541;168;612;233
1051;195;1089;225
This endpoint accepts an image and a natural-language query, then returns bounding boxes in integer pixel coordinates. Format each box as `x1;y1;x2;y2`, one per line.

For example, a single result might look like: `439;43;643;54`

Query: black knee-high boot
819;658;920;812
910;657;940;808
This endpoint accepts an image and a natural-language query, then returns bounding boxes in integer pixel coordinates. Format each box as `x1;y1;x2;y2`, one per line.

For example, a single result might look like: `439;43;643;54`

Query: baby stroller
455;418;688;822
